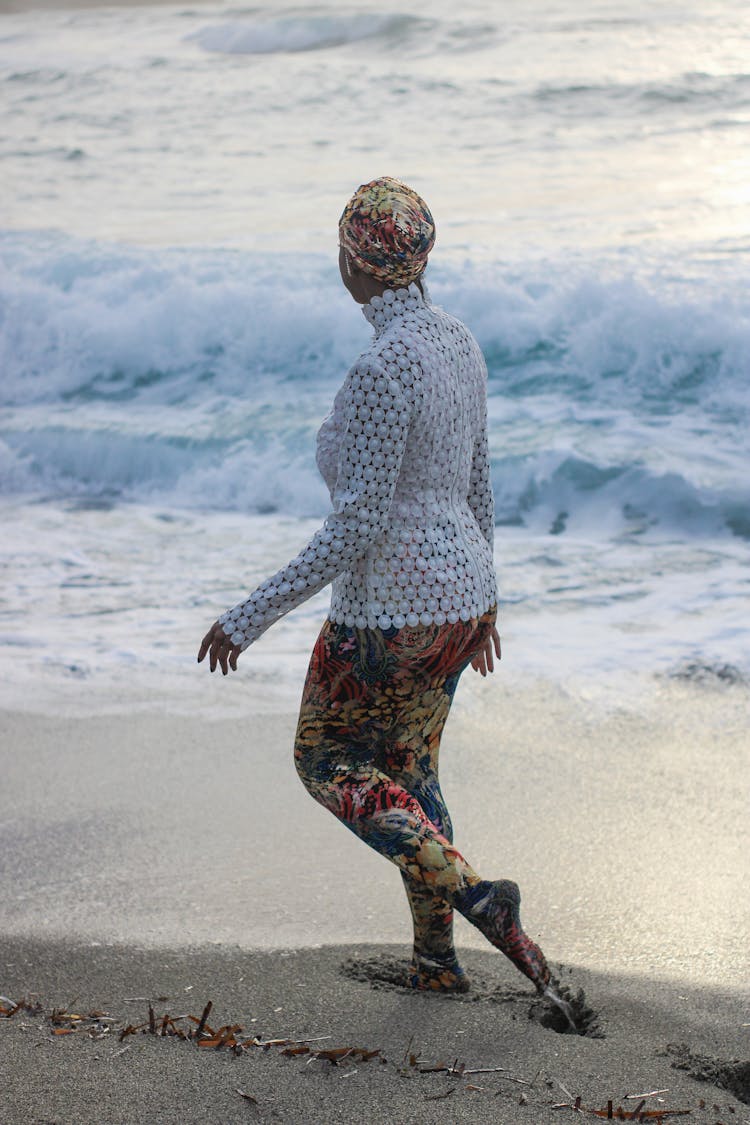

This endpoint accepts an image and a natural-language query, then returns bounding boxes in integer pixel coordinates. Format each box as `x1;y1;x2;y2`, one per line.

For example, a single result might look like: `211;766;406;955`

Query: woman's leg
374;670;467;990
294;612;550;992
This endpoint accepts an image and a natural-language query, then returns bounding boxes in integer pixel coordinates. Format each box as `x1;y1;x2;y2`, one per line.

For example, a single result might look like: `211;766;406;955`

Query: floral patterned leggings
294;607;497;989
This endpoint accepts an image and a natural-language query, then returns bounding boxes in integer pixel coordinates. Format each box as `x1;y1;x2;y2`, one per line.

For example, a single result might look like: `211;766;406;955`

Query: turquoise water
1;0;749;703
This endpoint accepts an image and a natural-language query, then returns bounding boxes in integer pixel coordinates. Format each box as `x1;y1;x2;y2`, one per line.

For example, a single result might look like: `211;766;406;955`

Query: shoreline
2;936;748;1124
1;683;748;985
2;683;748;1120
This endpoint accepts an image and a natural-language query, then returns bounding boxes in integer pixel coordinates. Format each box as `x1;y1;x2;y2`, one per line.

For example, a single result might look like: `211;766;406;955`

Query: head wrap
339;177;436;288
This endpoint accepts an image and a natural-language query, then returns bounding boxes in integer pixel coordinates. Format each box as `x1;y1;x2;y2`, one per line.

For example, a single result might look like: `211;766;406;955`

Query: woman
198;177;552;998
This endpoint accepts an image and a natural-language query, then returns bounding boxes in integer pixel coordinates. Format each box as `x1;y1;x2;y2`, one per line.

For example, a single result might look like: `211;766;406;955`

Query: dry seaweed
0;995;44;1019
4;989;736;1120
236;1088;258;1104
552;1095;691;1120
424;1086;457;1100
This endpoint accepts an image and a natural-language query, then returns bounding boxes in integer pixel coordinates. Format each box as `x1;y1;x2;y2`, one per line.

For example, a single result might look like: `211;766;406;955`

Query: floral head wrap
339;177;436;288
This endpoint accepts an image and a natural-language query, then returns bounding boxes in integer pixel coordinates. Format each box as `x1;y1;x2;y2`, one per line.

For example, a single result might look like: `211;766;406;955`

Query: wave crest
187;13;430;55
1;231;748;540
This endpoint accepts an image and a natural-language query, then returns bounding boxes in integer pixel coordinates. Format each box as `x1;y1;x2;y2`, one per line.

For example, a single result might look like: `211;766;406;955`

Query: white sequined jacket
220;281;497;649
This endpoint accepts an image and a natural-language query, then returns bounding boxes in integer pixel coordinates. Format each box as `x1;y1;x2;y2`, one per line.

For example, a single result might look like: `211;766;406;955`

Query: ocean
1;0;749;716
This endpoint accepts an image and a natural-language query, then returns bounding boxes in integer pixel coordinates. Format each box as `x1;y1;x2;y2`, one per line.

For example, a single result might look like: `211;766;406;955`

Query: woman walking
199;177;552;998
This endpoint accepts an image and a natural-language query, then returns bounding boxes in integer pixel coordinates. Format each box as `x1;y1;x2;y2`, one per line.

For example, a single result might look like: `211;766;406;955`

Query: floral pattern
294;608;497;980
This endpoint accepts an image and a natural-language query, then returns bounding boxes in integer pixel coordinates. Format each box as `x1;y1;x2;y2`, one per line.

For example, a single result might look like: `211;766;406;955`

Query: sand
2;937;748;1124
1;681;749;1122
0;683;747;978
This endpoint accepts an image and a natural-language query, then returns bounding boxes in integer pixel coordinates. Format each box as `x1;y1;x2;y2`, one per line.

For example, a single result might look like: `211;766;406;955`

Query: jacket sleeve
219;358;413;650
468;405;495;550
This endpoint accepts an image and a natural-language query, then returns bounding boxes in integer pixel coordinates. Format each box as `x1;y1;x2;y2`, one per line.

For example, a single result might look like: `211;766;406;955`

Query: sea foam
187;14;429;55
1;232;748;540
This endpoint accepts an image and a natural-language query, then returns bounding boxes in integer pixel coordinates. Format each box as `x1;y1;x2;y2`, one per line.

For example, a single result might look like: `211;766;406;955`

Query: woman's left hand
470;626;502;676
197;622;243;675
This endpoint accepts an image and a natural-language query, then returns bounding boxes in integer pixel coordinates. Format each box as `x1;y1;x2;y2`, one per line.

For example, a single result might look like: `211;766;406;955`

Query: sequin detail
220;282;496;650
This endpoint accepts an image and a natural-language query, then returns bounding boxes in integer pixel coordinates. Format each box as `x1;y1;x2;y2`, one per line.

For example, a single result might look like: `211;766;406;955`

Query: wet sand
1;682;748;1122
0;683;747;981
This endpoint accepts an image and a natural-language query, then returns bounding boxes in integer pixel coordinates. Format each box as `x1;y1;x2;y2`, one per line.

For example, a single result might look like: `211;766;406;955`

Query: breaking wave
1;231;748;539
187;13;431;55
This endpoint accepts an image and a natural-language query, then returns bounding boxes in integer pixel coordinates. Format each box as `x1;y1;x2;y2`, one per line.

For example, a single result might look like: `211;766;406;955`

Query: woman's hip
299;605;497;711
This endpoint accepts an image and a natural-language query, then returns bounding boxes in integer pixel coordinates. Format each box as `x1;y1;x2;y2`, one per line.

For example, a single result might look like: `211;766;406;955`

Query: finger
229;647;238;671
197;632;213;663
220;640;233;675
485;642;494;674
209;639;220;672
493;628;502;660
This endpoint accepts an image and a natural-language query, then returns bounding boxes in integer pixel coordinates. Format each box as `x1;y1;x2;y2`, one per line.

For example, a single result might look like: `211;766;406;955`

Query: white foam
0;499;746;720
187;14;417;55
1;232;748;539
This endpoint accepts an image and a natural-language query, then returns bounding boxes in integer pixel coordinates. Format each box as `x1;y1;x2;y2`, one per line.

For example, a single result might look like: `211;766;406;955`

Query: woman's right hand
197;621;243;675
470;626;501;677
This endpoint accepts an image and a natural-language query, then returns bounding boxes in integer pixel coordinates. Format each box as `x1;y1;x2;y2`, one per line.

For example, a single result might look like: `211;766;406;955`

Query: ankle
408;954;470;993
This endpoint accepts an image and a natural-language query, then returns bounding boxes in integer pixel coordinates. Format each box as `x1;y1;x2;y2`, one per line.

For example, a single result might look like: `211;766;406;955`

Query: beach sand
1;938;748;1123
1;683;748;1122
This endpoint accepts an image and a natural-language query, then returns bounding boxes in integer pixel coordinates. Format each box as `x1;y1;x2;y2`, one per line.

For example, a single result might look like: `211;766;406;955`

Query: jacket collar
361;279;431;336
